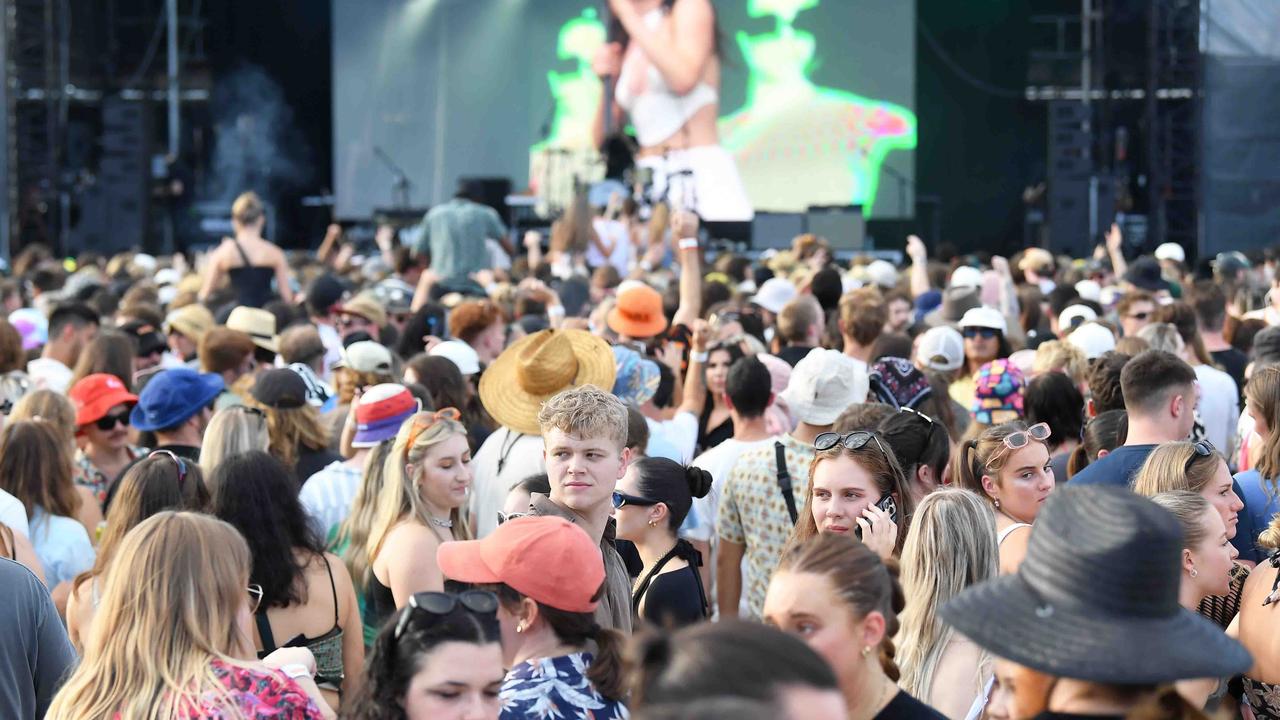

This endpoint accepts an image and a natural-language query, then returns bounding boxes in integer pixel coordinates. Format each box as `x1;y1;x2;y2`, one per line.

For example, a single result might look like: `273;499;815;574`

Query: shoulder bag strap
775;441;798;524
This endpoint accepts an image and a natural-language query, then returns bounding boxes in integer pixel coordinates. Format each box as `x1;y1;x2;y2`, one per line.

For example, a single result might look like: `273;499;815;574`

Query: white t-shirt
587;218;634;276
26;357;73;394
0;488;29;537
29;508;94;588
316;322;343;382
469;427;547;539
1195;365;1239;458
652;411;698;464
684;437;775;544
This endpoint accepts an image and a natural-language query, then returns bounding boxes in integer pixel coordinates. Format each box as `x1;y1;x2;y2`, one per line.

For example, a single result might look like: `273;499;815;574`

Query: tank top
614;6;719;147
227;238;277;308
997;522;1032;546
255;555;345;690
364;571;397;644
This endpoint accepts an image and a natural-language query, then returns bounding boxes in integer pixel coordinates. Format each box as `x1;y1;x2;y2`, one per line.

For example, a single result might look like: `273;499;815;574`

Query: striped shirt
299;461;363;540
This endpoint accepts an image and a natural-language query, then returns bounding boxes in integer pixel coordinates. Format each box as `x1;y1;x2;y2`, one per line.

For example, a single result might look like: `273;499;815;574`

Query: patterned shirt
717;433;815;619
169;659;324;719
500;652;628;720
74;445;147;508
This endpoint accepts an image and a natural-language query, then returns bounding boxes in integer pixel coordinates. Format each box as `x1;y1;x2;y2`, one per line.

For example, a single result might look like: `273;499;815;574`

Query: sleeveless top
255;555;345;691
632;539;707;629
614;6;718;147
226;238;277;308
1243;553;1280;717
997;522;1032;546
364;571;397;644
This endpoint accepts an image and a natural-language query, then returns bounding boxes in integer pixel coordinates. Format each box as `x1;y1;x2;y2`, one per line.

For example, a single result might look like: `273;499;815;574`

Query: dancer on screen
592;0;753;221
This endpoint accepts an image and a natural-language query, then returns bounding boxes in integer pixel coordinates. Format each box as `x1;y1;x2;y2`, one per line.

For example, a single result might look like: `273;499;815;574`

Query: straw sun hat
478;329;617;436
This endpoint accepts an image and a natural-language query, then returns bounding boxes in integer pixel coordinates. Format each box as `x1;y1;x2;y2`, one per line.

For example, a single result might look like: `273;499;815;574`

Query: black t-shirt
296;445;343;486
777;344;814;367
639;565;706;629
1211;348;1248;399
876;690;948;720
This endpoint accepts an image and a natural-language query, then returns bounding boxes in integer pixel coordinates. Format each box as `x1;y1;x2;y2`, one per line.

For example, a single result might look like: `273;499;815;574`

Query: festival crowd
3;187;1280;720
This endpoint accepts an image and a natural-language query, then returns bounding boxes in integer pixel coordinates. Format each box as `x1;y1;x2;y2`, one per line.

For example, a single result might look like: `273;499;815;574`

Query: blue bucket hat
130;368;225;431
612;345;660;407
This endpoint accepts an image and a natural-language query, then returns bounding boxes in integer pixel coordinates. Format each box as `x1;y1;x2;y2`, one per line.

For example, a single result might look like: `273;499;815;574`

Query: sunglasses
814;431;891;458
233;405;266;420
149;449;188;487
985;422;1051;469
405;407;463;448
95;411;132;431
1183;440;1216;473
394;590;499;639
338;315;369;329
962;327;999;340
247;583;264;614
496;510;527;526
1126;312;1151;321
612;491;660;509
899;406;935;426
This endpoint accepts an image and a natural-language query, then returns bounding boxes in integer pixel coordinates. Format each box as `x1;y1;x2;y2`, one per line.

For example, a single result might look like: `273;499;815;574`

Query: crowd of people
1;180;1278;720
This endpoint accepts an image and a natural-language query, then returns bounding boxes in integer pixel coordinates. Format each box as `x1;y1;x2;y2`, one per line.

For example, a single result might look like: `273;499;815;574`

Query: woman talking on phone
593;0;753;221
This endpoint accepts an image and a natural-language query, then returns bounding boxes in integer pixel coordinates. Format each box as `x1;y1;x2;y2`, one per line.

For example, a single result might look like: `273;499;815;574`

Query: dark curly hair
344;601;502;720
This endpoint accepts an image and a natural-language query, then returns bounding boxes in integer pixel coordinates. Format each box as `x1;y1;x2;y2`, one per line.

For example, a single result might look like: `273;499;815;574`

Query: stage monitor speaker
457;177;512;221
750;212;805;251
806;205;866;251
702;220;751;246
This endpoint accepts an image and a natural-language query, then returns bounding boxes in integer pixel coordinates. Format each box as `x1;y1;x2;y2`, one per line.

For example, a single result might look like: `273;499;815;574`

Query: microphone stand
373;145;413;209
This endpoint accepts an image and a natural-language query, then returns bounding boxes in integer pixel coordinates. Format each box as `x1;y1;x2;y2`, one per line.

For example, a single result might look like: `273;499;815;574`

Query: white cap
958;306;1007;334
1074;279;1102;303
1155;243;1186;264
841;275;864;293
154;268;181;288
749;278;798;315
866;260;898;289
429;339;481;376
779;348;867;426
1058;304;1098;332
1068;322;1116;359
950;265;984;289
916;326;964;372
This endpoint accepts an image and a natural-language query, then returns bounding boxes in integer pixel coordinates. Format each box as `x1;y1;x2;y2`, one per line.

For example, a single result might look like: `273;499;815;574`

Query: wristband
678;238;699;251
279;663;313;681
691;350;709;363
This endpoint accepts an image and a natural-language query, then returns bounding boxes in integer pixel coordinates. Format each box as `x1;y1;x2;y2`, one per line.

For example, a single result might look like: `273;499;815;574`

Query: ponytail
1066;443;1090;478
955;439;983;494
878;557;906;682
587;624;627;701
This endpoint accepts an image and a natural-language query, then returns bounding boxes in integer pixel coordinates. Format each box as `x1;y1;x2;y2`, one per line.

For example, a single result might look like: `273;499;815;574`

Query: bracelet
279;663;313;681
690;350;709;363
678;238;699;250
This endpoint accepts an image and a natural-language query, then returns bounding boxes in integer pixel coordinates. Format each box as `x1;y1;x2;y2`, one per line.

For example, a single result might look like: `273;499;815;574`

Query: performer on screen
592;0;754;221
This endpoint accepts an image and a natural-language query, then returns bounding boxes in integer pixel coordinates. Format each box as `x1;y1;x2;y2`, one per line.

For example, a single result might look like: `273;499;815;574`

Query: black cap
1123;257;1170;293
306;274;349;316
121;320;168;357
250;368;308;409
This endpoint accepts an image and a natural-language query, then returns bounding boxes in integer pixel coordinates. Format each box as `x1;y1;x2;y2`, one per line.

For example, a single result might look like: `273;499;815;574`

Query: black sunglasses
149;449;188;488
1184;440;1216;473
234;405;266;419
394;590;499;639
612;491;660;509
95;411;132;431
962;327;999;340
814;431;891;458
496;510;527;527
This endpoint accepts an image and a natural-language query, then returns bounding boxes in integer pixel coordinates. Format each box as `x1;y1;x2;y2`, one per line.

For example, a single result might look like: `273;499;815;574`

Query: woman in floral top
439;516;629;720
45;511;334;719
68;373;147;508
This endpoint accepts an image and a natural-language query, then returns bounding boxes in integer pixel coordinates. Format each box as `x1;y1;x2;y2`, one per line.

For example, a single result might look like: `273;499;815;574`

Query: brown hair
0;320;25;373
955;421;1049;508
245;398;332;469
335;366;394;406
1132;442;1224;498
1189;281;1228;332
1086;351;1131;415
9;390;77;449
777;534;905;681
491;581;626;700
70;331;136;393
789;430;914;555
1120;350;1197;417
198;327;255;375
776;296;822;344
839;288;888;347
448;300;504;345
1116;290;1155;318
231;191;264;226
1154;302;1215;367
278;325;326;367
1114;336;1150;357
1249;366;1280;486
0;420;80;519
537;385;629;450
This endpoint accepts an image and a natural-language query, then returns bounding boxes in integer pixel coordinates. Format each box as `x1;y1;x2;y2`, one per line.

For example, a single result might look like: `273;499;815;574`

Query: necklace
427;515;453;529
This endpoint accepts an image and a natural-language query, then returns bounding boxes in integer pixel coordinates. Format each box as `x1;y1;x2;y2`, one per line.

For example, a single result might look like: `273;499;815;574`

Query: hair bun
685;466;713;499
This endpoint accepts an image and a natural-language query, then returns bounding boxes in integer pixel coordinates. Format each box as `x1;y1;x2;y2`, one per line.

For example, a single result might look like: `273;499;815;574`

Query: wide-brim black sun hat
940;485;1251;684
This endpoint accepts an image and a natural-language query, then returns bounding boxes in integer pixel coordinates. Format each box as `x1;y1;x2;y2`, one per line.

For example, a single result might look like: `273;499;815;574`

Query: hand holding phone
854;495;898;560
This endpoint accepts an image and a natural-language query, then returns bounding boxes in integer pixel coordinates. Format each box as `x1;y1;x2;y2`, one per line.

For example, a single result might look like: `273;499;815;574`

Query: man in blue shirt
1072;350;1199;487
413;180;507;283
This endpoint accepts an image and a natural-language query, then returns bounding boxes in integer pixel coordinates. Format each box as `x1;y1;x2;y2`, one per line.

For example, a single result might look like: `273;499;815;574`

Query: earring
1189;568;1198;578
861;646;871;657
516;623;525;633
993;498;1001;509
648;520;657;527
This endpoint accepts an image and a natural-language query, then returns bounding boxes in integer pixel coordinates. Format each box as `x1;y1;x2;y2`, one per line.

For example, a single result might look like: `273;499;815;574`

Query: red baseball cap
69;373;139;427
437;515;605;614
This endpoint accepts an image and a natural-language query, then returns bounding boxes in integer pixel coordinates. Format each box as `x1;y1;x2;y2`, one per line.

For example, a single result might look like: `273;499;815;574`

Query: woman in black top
612;457;712;627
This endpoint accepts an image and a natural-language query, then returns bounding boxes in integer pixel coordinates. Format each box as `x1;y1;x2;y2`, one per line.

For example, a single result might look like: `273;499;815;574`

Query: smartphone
855;495;900;540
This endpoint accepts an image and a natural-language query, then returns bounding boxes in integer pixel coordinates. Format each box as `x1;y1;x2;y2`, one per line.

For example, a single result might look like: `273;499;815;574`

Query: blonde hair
1132;442;1223;498
46;512;254;720
1247;366;1280;489
1149;491;1211;550
366;411;473;568
200;406;271;482
1032;340;1088;385
954;422;1050;508
336;367;392;406
335;440;395;592
1137;323;1185;356
245;398;331;470
897;489;998;698
10;389;77;448
231;191;264;227
537;385;628;450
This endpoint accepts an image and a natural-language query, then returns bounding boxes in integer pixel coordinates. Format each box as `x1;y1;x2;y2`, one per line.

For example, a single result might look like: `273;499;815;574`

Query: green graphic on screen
530;1;917;216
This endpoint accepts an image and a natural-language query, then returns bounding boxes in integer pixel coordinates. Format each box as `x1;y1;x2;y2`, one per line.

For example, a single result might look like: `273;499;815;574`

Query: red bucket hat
69;373;139;427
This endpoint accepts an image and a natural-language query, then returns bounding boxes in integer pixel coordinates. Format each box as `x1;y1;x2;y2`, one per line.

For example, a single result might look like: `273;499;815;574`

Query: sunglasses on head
813;430;891;459
149;449;188;487
612;491;660;509
1184;440;1216;473
394;590;499;639
95;410;132;431
405;407;462;448
496;510;527;526
247;583;263;613
962;327;999;340
234;405;266;419
984;423;1051;469
899;406;935;426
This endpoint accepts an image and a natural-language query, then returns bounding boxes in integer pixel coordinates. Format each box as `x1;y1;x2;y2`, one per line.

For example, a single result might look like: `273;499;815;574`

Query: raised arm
610;0;715;96
670;210;703;329
675;320;711;418
906;235;930;299
1106;223;1127;279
